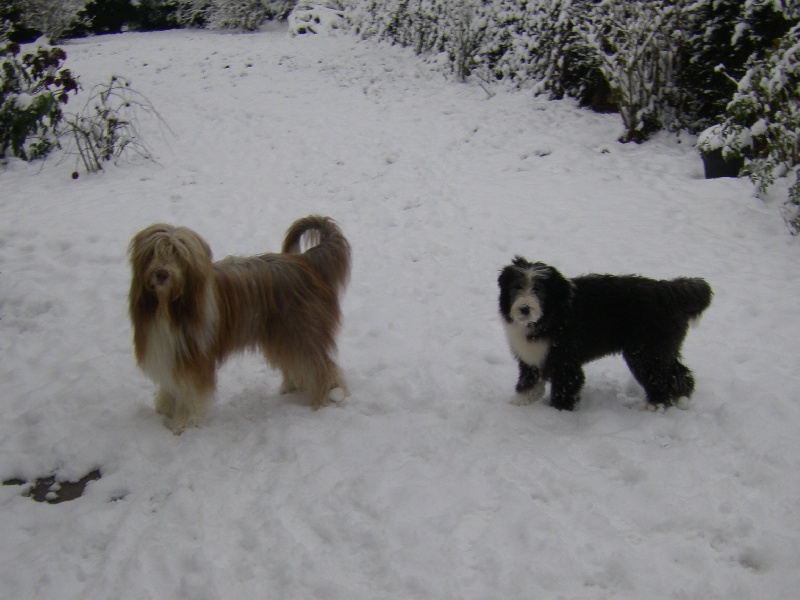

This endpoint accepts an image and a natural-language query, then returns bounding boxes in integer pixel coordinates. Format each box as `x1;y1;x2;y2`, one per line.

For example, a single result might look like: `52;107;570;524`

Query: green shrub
0;40;79;161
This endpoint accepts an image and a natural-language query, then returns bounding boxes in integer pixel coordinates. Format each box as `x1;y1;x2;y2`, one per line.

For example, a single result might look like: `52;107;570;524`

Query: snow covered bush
0;40;79;161
695;123;751;163
13;0;88;42
1;4;16;40
464;0;520;84
348;0;446;55
4;0;180;40
175;0;292;30
472;0;597;100
787;178;800;235
732;26;799;187
343;0;487;81
678;0;798;134
205;0;270;30
729;22;799;231
439;0;486;82
61;75;169;173
702;20;799;232
577;0;692;143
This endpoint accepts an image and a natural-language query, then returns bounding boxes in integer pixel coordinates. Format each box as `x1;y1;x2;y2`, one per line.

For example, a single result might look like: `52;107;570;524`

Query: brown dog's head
128;224;213;321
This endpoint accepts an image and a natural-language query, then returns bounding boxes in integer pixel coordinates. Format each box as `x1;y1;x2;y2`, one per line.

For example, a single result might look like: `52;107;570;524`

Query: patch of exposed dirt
3;469;102;504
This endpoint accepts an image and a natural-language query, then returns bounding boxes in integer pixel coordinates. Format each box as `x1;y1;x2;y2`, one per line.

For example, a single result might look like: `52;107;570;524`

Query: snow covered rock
288;2;344;36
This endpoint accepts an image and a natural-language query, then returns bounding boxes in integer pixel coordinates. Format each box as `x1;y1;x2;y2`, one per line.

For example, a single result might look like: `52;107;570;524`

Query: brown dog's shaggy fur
128;215;351;432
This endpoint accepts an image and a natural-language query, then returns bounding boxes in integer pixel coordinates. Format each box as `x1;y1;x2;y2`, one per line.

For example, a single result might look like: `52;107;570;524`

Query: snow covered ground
2;26;799;599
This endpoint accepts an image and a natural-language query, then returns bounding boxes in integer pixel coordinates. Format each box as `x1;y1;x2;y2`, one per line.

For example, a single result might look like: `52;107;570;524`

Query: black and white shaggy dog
498;257;712;411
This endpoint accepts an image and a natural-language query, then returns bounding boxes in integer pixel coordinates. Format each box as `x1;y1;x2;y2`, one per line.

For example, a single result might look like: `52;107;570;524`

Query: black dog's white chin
508;296;542;327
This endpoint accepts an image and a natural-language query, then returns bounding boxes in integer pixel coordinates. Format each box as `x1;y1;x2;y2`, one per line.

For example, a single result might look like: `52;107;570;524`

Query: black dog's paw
511;380;546;405
550;396;578;411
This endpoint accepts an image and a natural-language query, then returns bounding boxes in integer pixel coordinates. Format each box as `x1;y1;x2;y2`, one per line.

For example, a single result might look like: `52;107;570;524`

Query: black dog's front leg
516;361;540;393
549;364;585;411
512;361;546;405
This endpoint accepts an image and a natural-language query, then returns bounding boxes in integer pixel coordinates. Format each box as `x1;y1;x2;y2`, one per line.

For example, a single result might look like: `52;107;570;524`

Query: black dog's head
498;257;573;332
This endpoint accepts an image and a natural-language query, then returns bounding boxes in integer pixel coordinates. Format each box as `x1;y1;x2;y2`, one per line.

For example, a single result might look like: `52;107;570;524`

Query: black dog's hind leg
669;361;695;399
549;363;584;411
512;361;546;405
624;353;695;407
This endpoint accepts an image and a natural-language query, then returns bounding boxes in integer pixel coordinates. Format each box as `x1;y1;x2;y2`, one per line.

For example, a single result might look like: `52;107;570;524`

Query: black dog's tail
669;277;713;320
282;215;351;293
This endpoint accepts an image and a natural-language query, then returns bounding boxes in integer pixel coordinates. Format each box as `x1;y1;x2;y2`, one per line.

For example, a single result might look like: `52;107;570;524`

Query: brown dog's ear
173;226;213;263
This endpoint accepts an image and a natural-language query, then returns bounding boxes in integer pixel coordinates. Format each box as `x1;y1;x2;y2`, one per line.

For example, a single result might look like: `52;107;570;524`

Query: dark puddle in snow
3;469;101;504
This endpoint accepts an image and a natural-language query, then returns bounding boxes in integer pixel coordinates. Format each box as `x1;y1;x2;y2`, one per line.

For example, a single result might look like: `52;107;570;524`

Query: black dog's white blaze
498;260;553;404
506;266;546;326
503;266;549;356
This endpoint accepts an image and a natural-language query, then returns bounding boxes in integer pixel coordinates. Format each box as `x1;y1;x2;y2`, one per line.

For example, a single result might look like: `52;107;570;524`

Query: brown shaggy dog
128;215;351;432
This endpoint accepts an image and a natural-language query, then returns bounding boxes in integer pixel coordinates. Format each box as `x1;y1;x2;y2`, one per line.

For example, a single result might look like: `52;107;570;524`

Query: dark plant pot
701;148;744;179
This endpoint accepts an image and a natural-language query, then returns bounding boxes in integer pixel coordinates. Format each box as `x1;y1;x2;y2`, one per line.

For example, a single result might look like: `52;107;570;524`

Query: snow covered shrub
132;0;185;31
339;0;382;41
725;23;799;191
14;0;89;42
8;0;179;39
173;0;206;28
382;0;447;55
61;75;169;173
345;0;503;82
578;0;693;143
675;1;745;134
76;0;137;35
288;2;344;36
343;0;429;46
534;1;604;105
702;20;799;232
786;177;800;235
695;123;747;178
0;40;79;161
677;0;796;134
342;0;795;147
695;123;749;161
728;23;799;232
175;0;291;30
465;0;519;84
208;0;269;30
439;0;486;82
342;2;433;49
473;0;585;93
1;2;17;41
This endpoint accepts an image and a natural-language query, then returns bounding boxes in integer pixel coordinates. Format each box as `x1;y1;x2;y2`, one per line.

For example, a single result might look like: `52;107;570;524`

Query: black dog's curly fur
498;257;712;410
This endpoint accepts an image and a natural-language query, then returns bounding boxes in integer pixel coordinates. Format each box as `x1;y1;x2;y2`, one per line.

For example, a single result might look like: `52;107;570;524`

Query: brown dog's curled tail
282;215;351;293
